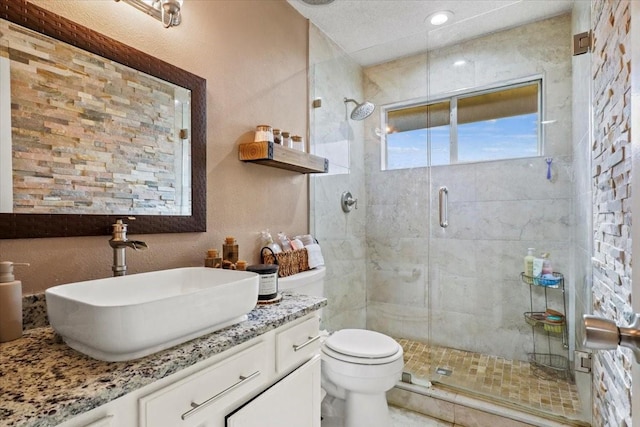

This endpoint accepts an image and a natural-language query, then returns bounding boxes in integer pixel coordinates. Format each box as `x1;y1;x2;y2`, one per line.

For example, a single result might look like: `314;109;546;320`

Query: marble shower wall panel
361;53;429;106
313;174;365;239
425;14;572;157
309;24;367;331
366;164;431;321
363;14;573;361
322;237;367;329
472;157;574;202
367;301;431;341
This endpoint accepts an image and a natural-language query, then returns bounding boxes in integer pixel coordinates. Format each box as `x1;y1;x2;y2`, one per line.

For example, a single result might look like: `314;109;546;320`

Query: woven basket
261;247;310;277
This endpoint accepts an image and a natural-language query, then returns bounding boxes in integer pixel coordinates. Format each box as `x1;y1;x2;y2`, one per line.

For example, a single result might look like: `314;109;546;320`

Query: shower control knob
341;191;358;213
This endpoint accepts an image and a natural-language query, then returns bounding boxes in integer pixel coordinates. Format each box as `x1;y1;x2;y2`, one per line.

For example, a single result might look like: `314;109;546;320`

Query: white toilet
278;266;404;427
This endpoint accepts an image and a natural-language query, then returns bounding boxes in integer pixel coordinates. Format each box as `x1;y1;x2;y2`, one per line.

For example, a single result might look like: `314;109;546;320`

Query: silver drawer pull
293;334;322;352
181;370;261;420
84;415;114;427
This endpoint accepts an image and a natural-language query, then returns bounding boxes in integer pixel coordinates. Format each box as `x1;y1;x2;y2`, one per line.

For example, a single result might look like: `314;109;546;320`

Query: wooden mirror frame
0;0;206;238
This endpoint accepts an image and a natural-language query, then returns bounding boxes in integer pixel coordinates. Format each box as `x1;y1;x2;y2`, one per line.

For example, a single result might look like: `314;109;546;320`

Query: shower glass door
418;11;584;422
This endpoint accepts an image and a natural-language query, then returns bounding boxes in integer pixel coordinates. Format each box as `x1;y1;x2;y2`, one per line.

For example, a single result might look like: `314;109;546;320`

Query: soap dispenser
524;248;535;278
0;261;29;342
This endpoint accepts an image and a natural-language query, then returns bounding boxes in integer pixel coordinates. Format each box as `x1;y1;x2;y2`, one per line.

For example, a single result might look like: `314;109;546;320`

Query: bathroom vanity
0;292;325;427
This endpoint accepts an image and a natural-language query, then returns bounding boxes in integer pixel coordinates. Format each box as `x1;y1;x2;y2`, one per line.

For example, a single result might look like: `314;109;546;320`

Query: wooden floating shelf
239;141;329;174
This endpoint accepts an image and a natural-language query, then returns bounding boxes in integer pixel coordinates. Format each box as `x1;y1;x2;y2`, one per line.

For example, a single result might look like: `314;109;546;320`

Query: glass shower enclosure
309;2;592;424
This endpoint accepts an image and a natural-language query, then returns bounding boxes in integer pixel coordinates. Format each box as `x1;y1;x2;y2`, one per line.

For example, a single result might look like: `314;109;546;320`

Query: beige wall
0;0;310;293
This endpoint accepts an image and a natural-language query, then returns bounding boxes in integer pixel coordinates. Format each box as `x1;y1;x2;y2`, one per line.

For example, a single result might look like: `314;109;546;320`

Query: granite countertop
0;292;326;427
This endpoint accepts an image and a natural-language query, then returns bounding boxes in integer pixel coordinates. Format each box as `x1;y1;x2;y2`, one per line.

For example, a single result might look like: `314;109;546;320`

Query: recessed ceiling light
427;10;454;26
454;60;466;67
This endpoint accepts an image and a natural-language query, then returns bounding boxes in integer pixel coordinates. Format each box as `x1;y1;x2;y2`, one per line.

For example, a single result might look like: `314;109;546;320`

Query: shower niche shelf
521;272;570;379
238;141;329;174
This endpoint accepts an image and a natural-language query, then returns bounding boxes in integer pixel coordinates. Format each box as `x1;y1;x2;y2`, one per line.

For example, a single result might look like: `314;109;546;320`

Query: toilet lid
325;329;400;358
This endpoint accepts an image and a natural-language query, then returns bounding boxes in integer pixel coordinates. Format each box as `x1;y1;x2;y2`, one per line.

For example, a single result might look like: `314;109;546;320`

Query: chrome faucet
109;218;148;276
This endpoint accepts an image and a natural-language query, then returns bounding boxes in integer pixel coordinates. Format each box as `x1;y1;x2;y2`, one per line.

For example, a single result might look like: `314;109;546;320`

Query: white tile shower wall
364;14;573;362
309;24;367;331
591;1;632;425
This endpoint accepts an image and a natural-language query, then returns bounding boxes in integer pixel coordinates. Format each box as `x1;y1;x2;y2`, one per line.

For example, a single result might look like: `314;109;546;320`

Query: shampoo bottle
524;248;535;277
0;261;28;342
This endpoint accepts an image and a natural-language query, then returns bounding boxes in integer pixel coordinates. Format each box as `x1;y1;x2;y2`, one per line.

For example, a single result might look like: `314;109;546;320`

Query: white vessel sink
45;267;259;362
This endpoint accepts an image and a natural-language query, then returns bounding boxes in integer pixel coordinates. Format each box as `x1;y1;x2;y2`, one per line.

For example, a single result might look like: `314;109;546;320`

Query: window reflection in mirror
0;18;192;216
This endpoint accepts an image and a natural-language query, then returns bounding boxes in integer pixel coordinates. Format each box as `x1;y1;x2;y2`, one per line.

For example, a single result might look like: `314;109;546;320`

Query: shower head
344;98;375;121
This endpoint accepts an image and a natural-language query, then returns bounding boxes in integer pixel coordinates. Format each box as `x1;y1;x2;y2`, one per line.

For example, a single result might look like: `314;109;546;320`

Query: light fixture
426;10;454;26
116;0;184;28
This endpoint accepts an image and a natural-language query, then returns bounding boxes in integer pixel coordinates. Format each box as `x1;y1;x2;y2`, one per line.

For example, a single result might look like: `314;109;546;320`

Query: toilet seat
323;329;402;365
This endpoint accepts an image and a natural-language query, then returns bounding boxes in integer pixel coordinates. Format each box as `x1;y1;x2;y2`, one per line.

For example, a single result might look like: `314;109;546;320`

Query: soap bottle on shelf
223;236;239;264
0;261;29;342
261;230;282;254
524;248;535;278
541;253;553;275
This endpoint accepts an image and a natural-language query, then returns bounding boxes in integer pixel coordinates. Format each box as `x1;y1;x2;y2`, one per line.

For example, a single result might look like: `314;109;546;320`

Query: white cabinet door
226;355;321;427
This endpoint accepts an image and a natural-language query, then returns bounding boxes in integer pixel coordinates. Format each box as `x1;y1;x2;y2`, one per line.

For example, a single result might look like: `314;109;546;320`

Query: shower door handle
583;313;640;363
438;186;448;228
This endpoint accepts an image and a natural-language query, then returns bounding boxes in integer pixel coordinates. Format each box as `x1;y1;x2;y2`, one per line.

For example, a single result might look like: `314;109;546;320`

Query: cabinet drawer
275;316;320;374
139;341;268;427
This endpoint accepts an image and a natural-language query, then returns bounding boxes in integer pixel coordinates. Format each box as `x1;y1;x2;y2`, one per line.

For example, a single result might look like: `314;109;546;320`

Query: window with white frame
382;79;542;170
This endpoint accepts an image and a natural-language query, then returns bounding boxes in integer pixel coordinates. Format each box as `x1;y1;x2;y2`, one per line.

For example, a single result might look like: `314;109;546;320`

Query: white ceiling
287;0;575;67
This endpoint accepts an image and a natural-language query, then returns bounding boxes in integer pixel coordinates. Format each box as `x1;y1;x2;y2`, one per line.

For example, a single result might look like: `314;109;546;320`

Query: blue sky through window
386;113;538;170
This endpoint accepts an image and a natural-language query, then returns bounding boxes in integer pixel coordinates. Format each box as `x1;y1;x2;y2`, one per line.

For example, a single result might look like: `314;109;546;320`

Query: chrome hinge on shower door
575;350;592;373
573;31;592;56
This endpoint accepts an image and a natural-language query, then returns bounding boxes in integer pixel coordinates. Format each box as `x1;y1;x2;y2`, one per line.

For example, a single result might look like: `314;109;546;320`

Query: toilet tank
278;266;326;297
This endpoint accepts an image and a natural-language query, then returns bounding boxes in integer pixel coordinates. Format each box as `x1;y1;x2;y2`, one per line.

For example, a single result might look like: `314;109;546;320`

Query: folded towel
305;243;325;269
296;234;316;246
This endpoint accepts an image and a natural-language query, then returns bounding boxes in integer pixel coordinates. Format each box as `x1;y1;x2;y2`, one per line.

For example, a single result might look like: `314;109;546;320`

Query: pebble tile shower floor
398;338;583;419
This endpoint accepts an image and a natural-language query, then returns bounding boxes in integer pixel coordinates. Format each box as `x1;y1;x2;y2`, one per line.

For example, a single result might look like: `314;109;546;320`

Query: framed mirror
0;0;206;238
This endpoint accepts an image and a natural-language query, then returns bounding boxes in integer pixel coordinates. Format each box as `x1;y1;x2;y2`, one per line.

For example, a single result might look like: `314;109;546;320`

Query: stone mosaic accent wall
591;0;632;425
0;20;185;215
